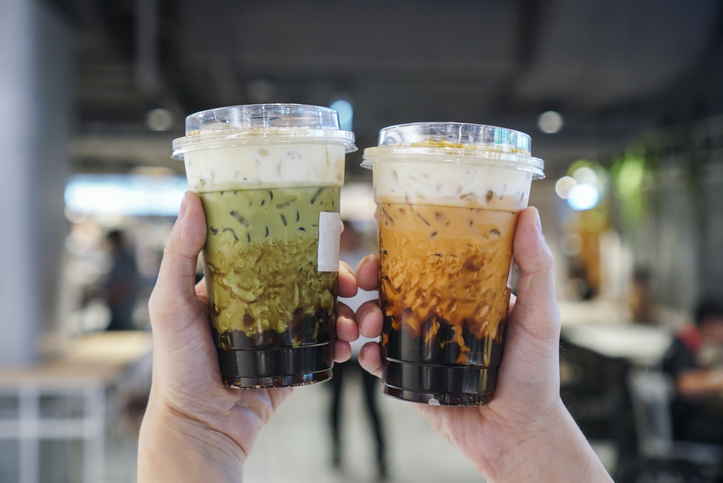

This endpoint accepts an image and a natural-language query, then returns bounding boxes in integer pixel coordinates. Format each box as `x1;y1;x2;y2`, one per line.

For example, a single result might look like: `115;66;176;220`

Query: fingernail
178;192;189;222
361;254;376;265
534;209;544;239
360;343;369;360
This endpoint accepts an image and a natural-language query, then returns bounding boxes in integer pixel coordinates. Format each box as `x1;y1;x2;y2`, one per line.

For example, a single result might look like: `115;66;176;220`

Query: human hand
356;207;611;482
138;191;359;482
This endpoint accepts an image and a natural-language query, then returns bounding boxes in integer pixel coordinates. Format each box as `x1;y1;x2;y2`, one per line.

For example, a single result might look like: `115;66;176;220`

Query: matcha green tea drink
172;104;356;388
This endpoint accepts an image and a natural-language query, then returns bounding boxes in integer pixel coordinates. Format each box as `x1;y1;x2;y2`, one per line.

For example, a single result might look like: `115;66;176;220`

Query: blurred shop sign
65;174;187;216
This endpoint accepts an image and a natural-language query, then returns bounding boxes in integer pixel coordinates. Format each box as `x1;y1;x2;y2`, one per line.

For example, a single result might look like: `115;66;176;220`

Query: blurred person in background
329;222;387;479
567;261;595;301
627;267;656;324
663;298;723;443
101;229;140;331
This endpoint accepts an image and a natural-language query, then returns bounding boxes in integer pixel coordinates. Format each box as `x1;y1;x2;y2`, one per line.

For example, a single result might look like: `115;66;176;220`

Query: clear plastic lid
362;122;544;179
172;104;357;159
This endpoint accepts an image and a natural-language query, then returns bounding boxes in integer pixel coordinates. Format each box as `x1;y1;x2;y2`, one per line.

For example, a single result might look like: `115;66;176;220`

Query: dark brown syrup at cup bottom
381;313;506;406
213;308;336;389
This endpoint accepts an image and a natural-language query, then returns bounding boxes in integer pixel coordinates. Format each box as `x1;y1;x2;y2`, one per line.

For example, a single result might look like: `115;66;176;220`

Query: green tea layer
200;187;339;344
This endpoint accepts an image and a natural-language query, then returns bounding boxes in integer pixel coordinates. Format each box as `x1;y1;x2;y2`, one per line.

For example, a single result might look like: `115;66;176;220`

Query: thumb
510;207;560;340
149;191;207;323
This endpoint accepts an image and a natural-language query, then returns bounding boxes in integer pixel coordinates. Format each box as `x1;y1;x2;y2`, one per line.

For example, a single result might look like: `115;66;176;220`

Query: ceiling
50;0;723;179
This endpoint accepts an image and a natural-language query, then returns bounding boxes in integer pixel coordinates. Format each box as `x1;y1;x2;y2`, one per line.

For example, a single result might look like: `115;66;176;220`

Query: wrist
138;391;246;482
485;400;611;483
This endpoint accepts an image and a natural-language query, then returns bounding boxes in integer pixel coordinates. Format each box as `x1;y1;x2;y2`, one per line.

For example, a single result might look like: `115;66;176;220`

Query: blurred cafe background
1;0;723;481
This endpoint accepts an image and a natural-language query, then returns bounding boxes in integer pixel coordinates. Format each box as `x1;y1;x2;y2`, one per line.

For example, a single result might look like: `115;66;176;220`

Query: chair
627;367;723;481
560;341;639;478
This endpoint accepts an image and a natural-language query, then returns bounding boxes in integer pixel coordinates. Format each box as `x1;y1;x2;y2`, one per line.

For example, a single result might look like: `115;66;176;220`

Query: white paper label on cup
506;256;516;290
318;212;341;272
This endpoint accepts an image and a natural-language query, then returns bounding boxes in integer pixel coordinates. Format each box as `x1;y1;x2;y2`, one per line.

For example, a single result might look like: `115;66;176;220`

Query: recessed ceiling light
538;111;564;134
330;99;353;131
145;108;174;131
555;176;577;199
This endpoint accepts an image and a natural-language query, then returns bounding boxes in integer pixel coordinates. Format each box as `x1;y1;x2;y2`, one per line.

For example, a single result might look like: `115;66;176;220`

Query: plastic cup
362;122;544;405
172;104;357;388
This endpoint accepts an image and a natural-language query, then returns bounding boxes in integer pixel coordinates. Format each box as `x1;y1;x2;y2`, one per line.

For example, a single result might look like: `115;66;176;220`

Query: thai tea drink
362;123;544;405
172;104;356;388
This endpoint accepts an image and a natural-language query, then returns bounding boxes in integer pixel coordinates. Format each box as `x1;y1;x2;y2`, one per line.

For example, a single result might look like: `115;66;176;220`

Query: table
561;323;673;366
558;300;673;365
0;331;152;483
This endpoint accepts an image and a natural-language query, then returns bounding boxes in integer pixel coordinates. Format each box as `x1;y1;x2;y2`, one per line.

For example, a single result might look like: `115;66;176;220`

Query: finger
194;277;206;294
357;299;383;338
333;341;351;363
195;277;208;304
358;342;383;378
511;207;560;339
149;192;207;321
336;302;359;342
338;261;357;298
356;254;379;292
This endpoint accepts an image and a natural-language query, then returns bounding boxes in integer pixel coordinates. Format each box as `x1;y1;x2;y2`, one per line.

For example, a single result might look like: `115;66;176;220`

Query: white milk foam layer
183;142;345;192
373;159;532;212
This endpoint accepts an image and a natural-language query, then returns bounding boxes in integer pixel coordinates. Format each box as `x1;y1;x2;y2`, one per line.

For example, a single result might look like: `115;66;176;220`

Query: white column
0;0;72;365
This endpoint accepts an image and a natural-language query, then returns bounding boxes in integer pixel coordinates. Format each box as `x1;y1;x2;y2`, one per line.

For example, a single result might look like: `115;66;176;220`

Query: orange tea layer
378;202;518;365
200;187;339;349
